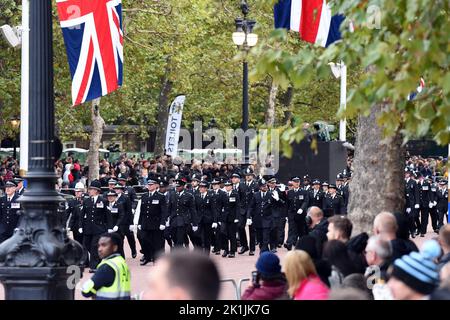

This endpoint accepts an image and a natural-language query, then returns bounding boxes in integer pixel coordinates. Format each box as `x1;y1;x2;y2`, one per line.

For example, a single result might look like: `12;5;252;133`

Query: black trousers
211;227;220;252
237;214;249;248
286;214;297;247
220;222;237;253
141;229;164;261
269;223;278;250
83;234;101;269
429;208;438;231
119;225;136;256
278;217;286;246
437;209;447;229
420;207;430;235
172;226;188;248
200;223;213;255
256;227;270;253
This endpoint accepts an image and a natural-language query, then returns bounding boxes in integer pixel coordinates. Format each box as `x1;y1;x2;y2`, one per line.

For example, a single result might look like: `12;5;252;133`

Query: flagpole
339;61;347;142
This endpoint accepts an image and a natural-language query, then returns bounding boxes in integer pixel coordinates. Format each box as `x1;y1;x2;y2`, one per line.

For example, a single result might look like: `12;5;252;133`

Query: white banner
165;95;186;157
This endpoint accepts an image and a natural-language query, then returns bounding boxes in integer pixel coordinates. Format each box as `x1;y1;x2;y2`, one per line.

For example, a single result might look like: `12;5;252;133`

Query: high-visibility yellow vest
90;254;131;300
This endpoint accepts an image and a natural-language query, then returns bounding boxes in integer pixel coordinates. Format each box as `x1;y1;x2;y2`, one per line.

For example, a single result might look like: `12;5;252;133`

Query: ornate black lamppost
232;0;258;166
0;0;83;300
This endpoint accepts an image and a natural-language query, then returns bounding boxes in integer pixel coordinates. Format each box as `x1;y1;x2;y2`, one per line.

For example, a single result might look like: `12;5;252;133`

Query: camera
251;271;260;287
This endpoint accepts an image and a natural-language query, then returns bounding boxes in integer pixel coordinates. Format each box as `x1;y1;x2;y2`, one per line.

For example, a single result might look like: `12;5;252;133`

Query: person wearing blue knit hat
241;252;289;300
387;239;441;300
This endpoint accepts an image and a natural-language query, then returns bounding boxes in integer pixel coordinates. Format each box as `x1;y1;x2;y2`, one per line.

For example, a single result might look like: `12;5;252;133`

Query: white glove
112;226;119;232
218;222;222;226
406;208;411;214
428;202;433;209
192;226;198;232
138;225;142;230
78;228;83;234
67;227;71;232
272;191;279;201
246;218;252;226
433;201;437;207
279;184;286;192
165;219;170;227
297;209;303;214
414;204;420;209
108;229;113;233
159;225;166;231
234;219;239;223
129;225;134;232
212;223;218;229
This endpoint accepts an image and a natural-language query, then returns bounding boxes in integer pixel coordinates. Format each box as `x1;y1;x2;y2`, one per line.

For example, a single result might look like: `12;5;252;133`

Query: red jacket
241;280;289;300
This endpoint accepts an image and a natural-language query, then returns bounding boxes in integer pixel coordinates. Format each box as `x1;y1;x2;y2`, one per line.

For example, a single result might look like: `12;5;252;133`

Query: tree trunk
86;98;105;183
265;82;278;126
281;86;294;125
154;63;173;157
347;103;405;235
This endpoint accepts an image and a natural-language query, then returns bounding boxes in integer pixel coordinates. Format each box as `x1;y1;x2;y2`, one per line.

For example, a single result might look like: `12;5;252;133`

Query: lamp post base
0;267;79;300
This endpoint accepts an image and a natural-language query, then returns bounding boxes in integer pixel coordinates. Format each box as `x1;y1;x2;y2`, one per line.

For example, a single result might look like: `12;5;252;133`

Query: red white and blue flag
274;0;345;47
56;0;123;106
408;78;425;101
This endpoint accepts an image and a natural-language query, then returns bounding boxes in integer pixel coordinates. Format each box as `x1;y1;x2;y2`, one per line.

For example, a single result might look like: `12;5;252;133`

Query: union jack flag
56;0;123;106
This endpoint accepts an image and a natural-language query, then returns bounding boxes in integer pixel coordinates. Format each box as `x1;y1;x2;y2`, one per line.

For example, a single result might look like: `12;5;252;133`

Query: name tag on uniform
110;208;118;213
431;188;436;192
229;197;236;202
422;186;429;191
11;203;20;209
96;202;104;208
152;200;160;204
299;195;304;200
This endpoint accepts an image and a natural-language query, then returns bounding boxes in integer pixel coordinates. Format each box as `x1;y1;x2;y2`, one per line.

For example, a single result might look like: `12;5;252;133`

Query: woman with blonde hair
283;250;330;300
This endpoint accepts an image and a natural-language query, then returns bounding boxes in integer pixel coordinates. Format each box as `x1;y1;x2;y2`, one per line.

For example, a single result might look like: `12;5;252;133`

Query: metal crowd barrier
220;277;251;300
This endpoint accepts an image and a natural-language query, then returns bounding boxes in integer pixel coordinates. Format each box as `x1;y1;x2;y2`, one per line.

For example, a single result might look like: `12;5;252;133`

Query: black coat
0;193;21;238
323;193;345;217
248;191;275;229
194;191;217;225
308;189;325;209
66;197;83;230
123;186;137;209
79;196;111;235
237;181;258;216
405;178;419;209
168;190;197;227
417;180;432;207
436;187;448;213
138;191;168;230
107;201;125;228
286;189;309;221
218;189;240;223
308;218;329;256
116;193;133;226
268;187;286;218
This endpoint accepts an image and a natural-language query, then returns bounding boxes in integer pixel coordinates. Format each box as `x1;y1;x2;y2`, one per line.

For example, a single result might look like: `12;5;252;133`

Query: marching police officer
336;174;345;196
436;179;448;230
79;180;111;272
247;179;276;254
341;173;351;214
14;177;26;196
194;181;217;255
428;177;439;233
308;179;325;209
0;181;21;243
218;180;240;258
417;173;432;237
210;178;226;255
405;169;420;238
135;179;168;265
322;184;345;217
113;183;137;258
267;177;286;253
66;182;85;245
117;174;137;209
167;177;197;248
284;177;309;250
237;169;258;255
103;178;117;197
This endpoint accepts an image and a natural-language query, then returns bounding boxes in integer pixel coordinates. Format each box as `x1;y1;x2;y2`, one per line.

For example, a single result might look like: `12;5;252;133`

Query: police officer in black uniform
136;179;168;265
428;177;439;234
78;180;111;272
210;178;225;254
194;181;217;255
218;180;240;258
341;173;351;214
284;177;309;250
105;190;125;256
247;179;275;254
417;173;432;237
113;183;137;258
66;182;85;245
267;177;286;253
167;177;197;248
308;179;325;209
405;169;420;238
14;177;26;196
0;181;21;243
237;168;258;255
436;179;448;230
118;173;137;209
322;184;345;217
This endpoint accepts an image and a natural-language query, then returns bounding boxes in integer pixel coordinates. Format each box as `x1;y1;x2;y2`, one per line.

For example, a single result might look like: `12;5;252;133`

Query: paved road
0;220;445;300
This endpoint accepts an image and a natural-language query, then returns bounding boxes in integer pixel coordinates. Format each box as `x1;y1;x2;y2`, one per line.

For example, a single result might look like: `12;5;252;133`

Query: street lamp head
246;33;258;47
233;18;246;46
0;25;21;48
